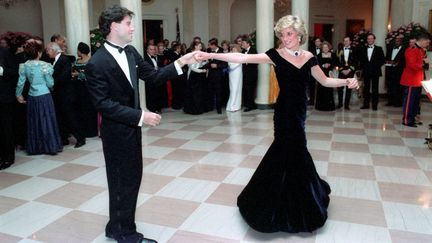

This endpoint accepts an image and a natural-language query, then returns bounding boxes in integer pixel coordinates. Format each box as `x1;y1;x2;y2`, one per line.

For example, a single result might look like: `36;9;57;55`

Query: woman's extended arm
311;65;358;89
195;51;272;64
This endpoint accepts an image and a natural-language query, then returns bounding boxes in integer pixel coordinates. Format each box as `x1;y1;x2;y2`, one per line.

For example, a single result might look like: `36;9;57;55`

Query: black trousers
206;72;223;112
242;78;257;109
338;70;354;108
386;68;403;106
0;102;15;163
102;130;142;238
363;75;380;108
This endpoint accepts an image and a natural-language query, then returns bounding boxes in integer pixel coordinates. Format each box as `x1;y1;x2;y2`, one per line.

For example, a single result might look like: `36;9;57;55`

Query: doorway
143;20;163;45
314;23;334;44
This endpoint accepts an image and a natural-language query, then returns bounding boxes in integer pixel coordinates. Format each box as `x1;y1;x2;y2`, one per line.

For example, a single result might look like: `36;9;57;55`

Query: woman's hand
195;51;212;62
346;78;359;89
16;96;26;104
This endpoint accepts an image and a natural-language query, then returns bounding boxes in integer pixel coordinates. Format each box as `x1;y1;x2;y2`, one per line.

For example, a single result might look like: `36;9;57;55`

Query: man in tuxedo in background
86;5;196;243
0;46;18;169
206;38;227;114
144;44;163;113
308;37;322;106
337;36;358;110
385;35;405;107
46;42;85;148
241;38;258;112
359;33;385;110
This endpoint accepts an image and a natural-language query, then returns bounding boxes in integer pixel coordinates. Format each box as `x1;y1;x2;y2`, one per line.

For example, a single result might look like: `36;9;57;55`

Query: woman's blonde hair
274;15;308;45
321;41;332;51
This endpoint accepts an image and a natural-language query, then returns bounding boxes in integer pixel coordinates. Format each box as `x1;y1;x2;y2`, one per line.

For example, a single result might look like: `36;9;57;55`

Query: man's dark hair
77;42;90;55
243;38;253;45
367;33;376;39
50;34;62;42
416;32;431;41
99;5;134;38
208;38;218;46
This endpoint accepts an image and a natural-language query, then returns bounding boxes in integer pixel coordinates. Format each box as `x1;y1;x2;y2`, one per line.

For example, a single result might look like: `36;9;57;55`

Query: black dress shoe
109;232;157;243
360;106;369;109
62;140;70;146
372;107;377;111
0;161;14;170
402;122;417;128
74;140;86;148
344;106;350;110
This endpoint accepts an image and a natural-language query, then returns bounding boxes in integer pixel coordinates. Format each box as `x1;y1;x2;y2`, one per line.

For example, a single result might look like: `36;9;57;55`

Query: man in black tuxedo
47;42;85;148
86;5;196;243
205;38;227;114
143;44;163;113
338;36;358;110
167;44;185;110
359;33;385;110
385;36;405;107
308;37;322;106
0;47;18;169
241;38;258;112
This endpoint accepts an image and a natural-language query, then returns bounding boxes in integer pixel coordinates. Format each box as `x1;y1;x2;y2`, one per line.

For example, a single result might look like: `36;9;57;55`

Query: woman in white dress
226;44;243;112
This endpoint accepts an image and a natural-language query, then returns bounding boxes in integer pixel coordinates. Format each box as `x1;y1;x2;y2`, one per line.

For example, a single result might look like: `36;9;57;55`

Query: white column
64;0;90;57
390;0;404;30
291;0;309;50
372;0;389;94
255;0;274;107
120;0;146;109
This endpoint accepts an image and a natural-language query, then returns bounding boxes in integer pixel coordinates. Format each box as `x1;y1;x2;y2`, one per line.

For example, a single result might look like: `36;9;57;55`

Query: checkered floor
1;101;431;243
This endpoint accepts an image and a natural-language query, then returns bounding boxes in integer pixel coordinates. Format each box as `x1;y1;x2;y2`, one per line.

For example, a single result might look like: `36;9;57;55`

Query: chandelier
0;0;18;8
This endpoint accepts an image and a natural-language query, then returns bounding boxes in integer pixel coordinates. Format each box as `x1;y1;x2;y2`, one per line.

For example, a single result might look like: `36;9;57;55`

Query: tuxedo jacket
385;45;405;74
339;47;358;71
86;45;178;147
143;53;159;69
359;45;385;77
0;48;18;103
242;47;258;81
52;54;73;98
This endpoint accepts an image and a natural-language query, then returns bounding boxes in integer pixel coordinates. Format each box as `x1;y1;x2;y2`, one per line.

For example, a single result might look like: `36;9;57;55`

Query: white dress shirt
367;45;374;61
391;46;401;61
343;47;350;63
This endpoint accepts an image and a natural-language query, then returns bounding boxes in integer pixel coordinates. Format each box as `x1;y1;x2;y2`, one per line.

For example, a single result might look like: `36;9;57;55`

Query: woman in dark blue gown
197;15;358;233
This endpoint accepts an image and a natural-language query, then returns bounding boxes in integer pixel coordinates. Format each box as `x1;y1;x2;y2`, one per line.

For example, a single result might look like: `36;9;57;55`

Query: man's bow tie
344;47;350;50
368;45;373;48
106;41;126;53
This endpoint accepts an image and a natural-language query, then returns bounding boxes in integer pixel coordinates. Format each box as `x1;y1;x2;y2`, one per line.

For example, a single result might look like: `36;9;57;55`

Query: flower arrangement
0;31;32;48
351;28;373;48
386;22;429;49
90;28;104;54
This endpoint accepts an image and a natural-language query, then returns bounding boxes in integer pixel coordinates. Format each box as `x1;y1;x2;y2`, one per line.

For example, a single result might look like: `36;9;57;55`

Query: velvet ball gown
237;48;331;233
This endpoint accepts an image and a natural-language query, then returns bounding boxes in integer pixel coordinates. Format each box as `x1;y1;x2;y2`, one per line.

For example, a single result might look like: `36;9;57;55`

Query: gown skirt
26;93;63;155
237;48;331;233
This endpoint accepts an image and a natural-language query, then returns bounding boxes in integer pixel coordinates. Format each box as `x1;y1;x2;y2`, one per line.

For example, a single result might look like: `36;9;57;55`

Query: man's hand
178;51;198;66
346;78;359;89
143;112;161;126
194;51;212;62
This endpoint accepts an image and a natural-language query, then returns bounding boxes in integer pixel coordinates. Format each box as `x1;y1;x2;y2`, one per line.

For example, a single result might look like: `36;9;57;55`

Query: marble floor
0;101;431;243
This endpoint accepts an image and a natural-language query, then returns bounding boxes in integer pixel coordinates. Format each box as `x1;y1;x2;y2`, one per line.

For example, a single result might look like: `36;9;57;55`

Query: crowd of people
309;32;430;128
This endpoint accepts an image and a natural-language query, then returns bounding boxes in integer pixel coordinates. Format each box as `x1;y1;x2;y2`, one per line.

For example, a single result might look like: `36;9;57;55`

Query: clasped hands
346;78;359;90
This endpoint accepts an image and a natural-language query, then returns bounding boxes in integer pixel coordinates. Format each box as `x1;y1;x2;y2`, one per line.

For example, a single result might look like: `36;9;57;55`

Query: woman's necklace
285;47;302;57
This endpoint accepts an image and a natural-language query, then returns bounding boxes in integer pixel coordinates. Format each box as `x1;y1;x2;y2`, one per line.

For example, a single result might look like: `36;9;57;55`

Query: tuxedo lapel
125;48;140;109
100;47;134;93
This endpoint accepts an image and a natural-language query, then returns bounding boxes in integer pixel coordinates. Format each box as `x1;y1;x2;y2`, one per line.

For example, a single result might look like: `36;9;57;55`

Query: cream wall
231;0;257;41
412;0;432;30
0;0;43;40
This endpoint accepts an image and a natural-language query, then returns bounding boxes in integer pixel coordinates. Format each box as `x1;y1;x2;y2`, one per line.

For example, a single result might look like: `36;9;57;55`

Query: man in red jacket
400;32;431;127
